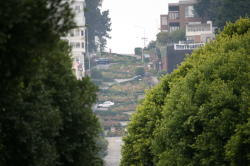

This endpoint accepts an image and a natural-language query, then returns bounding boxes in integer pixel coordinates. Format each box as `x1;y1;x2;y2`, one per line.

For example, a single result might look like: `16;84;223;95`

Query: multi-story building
162;20;215;72
186;21;215;43
160;0;202;32
63;0;86;80
160;15;168;32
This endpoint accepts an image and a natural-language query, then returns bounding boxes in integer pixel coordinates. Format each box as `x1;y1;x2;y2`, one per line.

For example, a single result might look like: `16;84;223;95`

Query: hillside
91;53;156;136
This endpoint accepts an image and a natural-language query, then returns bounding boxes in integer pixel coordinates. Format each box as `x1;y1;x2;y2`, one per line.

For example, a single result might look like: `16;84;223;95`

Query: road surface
104;137;123;166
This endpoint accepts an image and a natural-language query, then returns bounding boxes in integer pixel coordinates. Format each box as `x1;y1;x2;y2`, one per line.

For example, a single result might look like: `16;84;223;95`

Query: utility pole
135;26;147;64
141;35;147;64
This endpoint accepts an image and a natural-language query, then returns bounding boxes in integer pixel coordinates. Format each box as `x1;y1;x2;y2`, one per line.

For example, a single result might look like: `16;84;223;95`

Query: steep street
104;137;123;166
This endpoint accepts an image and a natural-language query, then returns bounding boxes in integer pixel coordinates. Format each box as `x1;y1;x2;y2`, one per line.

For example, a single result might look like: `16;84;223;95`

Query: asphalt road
104;137;123;166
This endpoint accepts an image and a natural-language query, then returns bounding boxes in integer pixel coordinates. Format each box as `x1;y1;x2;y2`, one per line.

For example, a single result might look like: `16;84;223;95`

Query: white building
174;42;205;50
63;0;86;80
186;21;215;43
173;21;215;51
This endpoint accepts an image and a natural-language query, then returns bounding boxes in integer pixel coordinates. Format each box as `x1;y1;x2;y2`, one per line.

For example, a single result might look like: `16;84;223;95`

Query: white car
97;101;114;108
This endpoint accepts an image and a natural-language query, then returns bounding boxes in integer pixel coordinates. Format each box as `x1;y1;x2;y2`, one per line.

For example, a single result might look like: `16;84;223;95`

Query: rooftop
168;3;179;6
179;0;197;4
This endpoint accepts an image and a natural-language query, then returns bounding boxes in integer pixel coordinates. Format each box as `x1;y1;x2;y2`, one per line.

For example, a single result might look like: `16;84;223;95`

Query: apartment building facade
160;15;168;32
186;21;215;43
63;0;86;80
159;0;216;74
160;0;202;32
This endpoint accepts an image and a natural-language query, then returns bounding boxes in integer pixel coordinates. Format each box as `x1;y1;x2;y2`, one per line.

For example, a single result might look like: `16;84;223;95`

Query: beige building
186;21;215;43
63;0;86;80
160;15;168;32
160;0;202;32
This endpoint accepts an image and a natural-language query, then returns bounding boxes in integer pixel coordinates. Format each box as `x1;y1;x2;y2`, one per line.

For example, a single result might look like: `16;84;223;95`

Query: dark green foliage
121;76;172;166
85;0;111;52
147;41;157;50
96;137;108;159
134;47;142;56
45;42;103;166
157;32;171;44
195;0;250;29
121;18;250;166
135;67;145;76
156;29;185;45
0;1;104;166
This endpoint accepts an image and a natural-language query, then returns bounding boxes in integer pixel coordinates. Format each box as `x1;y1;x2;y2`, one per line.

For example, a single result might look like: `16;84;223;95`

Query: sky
102;0;178;54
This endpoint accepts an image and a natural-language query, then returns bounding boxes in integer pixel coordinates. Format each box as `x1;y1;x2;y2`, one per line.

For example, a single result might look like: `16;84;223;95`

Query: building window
75;57;79;62
168;12;179;20
70;42;81;49
75;5;82;13
75;17;84;25
81;30;84;36
69;30;74;37
185;6;195;18
82;42;85;48
169;22;180;32
75;29;80;36
187;24;211;32
170;26;180;32
76;42;80;48
69;29;83;37
161;16;168;25
186;36;194;43
169;6;179;11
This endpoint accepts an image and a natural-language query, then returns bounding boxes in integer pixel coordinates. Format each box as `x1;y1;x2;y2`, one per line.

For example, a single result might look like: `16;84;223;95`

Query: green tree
121;18;250;166
147;41;156;50
195;0;250;29
135;67;145;76
46;43;103;166
134;47;142;56
155;18;250;166
0;1;104;166
156;32;170;44
85;0;111;52
0;1;74;165
170;29;186;42
156;29;185;45
121;76;172;166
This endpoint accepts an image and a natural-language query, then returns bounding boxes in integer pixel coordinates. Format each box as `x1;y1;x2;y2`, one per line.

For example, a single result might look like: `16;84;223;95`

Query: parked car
97;101;114;108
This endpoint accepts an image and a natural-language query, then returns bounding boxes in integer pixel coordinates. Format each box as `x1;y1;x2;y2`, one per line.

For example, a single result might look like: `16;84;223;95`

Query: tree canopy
156;29;185;45
195;0;250;29
85;0;111;52
134;47;143;56
0;0;104;165
135;67;145;76
121;18;250;166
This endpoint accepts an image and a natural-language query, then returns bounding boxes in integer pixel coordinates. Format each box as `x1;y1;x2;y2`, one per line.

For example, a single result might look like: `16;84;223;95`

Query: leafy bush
135;67;145;76
0;1;104;165
121;18;250;166
156;29;186;45
134;47;142;56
